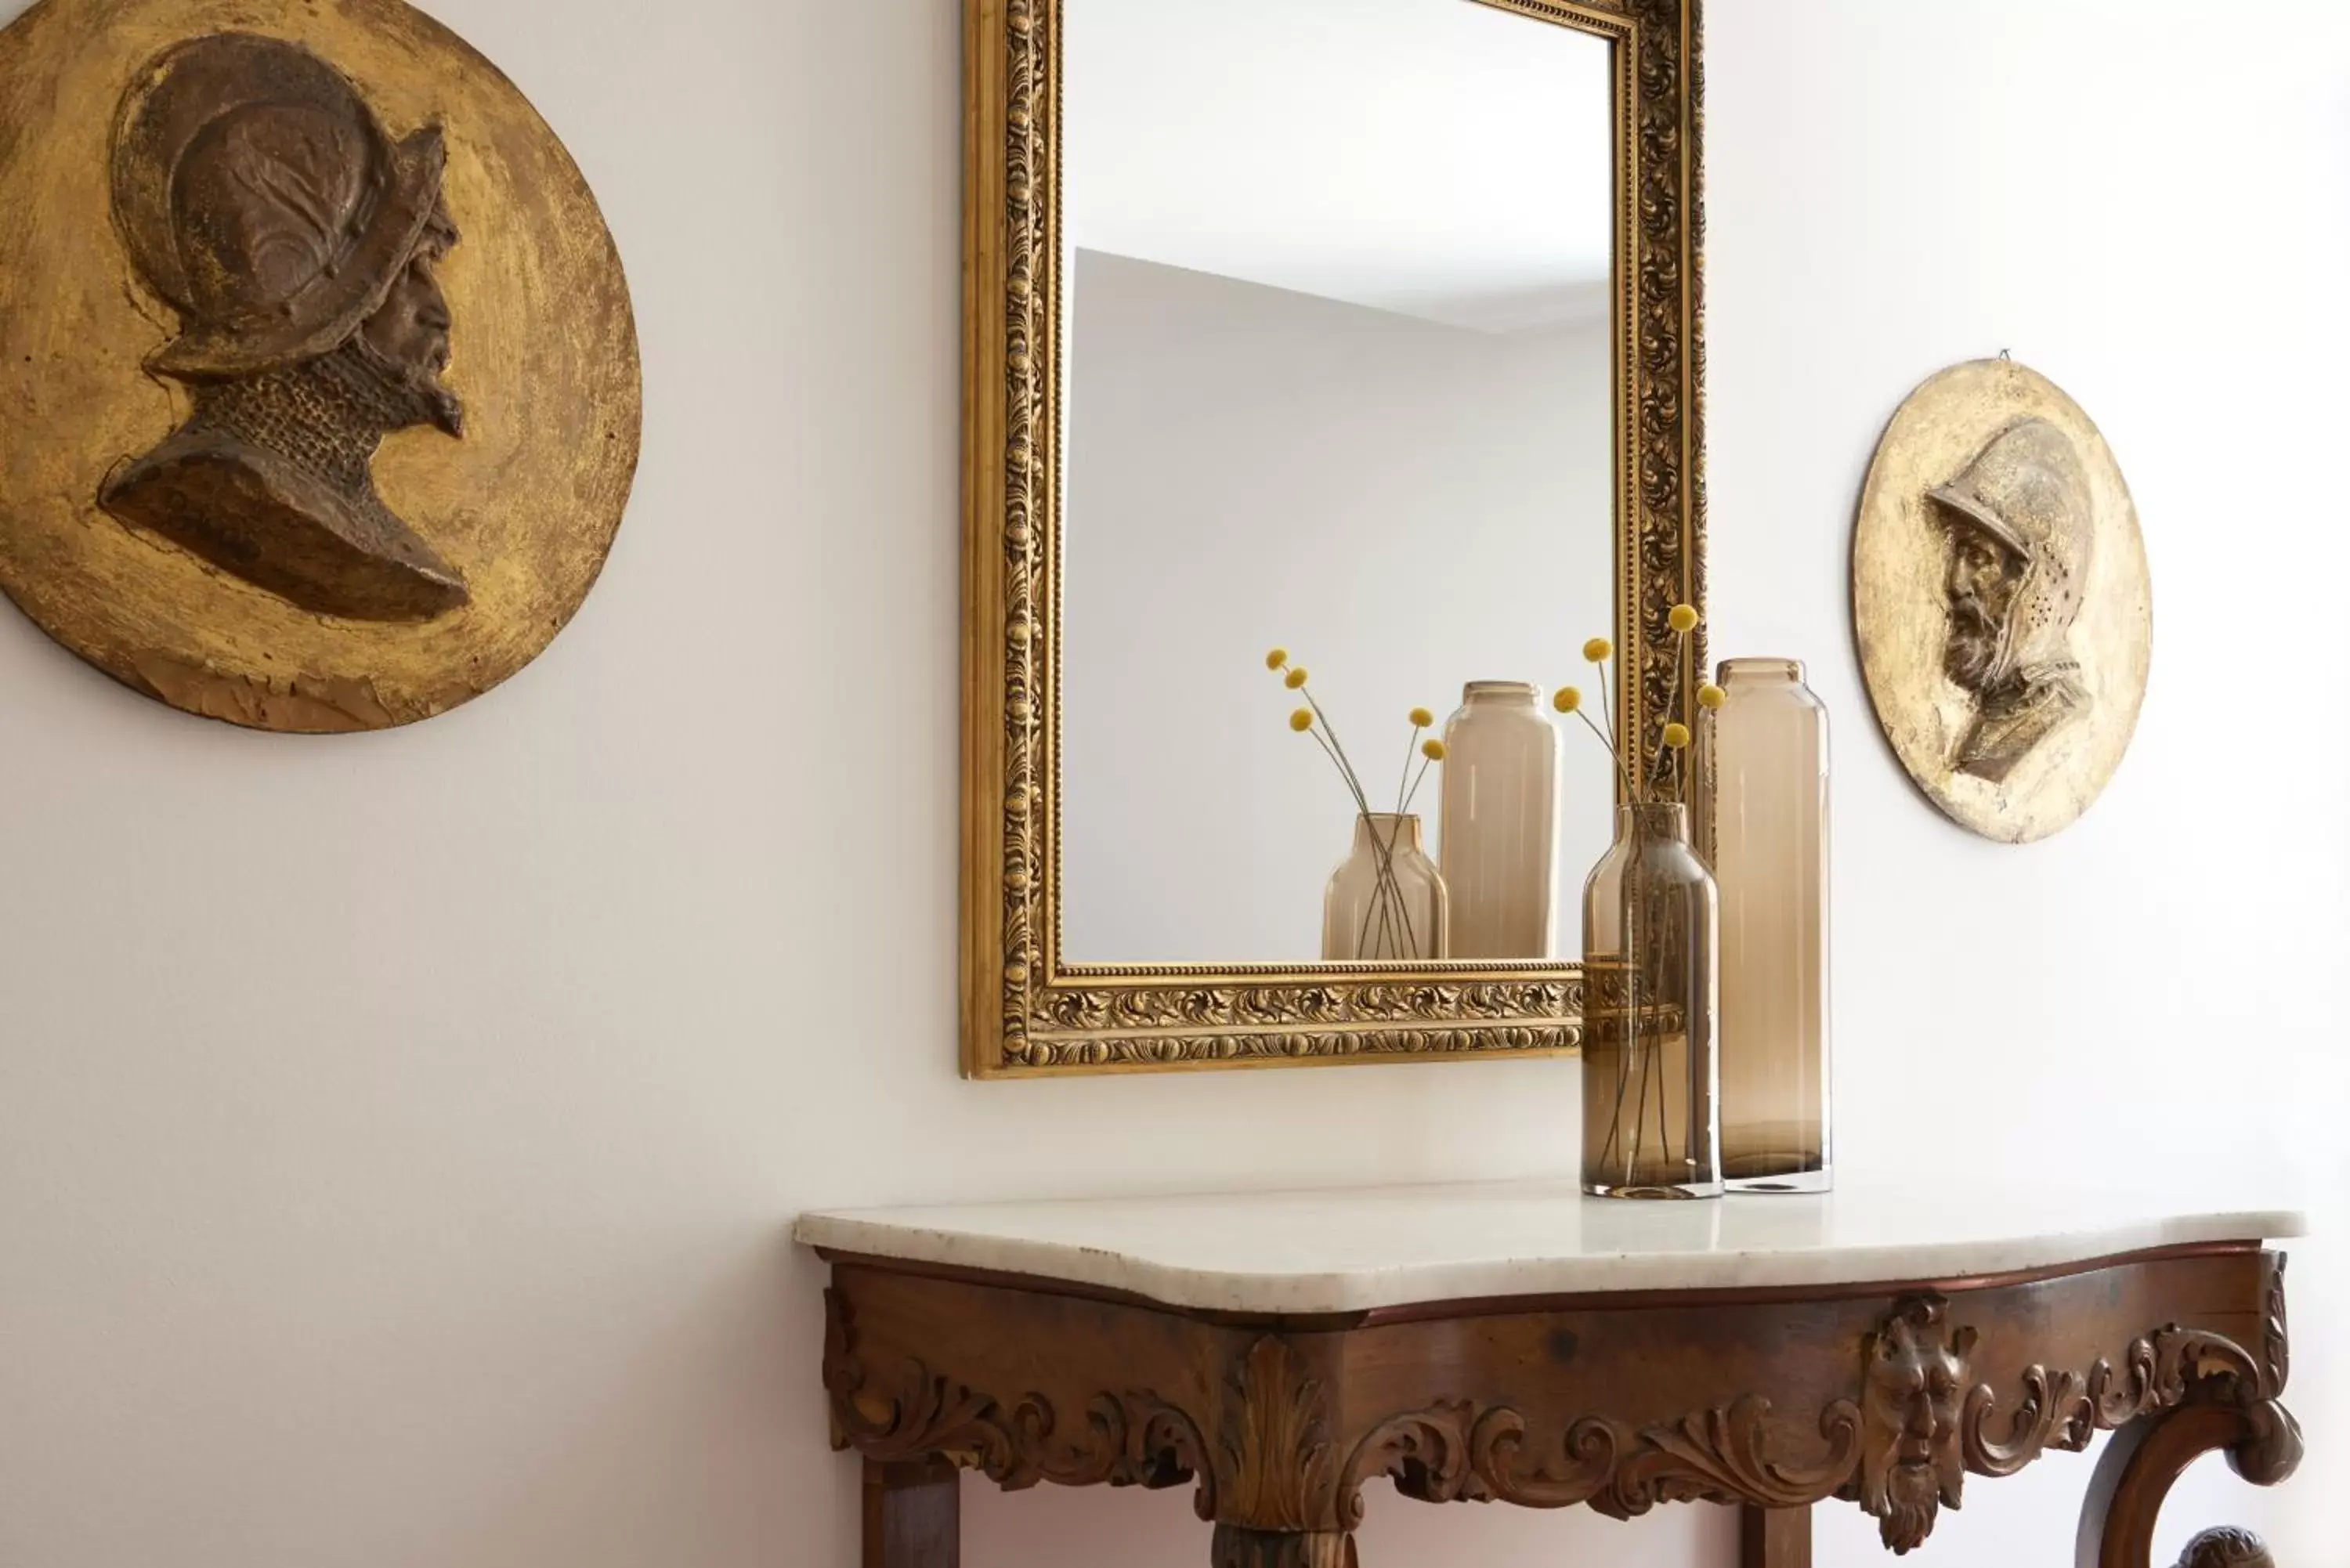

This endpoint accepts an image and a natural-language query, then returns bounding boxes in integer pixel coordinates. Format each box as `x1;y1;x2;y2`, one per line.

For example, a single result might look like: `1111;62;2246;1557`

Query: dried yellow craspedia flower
1661;721;1692;750
1553;686;1582;714
1668;603;1700;634
1408;706;1435;729
1289;708;1314;733
1697;683;1726;710
1284;667;1309;689
1265;647;1289;670
1582;637;1612;663
1422;739;1447;762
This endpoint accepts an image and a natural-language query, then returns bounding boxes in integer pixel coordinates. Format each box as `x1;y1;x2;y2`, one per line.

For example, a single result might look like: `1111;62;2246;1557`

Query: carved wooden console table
797;1183;2303;1566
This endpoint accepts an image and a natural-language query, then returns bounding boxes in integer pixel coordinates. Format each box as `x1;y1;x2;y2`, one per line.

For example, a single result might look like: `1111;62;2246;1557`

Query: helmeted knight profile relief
1925;416;2095;785
99;33;469;622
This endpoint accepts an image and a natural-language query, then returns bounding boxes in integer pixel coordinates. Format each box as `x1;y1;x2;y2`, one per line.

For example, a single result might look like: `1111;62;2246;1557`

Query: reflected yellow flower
1266;648;1289;670
1284;667;1309;689
1408;706;1435;729
1697;684;1726;710
1290;708;1314;732
1422;739;1446;761
1661;721;1691;750
1553;686;1582;714
1668;604;1700;634
1582;637;1612;663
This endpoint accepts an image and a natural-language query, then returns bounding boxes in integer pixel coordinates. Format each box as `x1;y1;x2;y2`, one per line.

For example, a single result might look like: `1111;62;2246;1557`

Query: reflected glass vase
1437;682;1560;959
1581;802;1721;1198
1323;812;1448;962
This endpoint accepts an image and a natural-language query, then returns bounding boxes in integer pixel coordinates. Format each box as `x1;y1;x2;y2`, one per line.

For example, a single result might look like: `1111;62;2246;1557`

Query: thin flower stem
1307;719;1382;829
1595;658;1620;757
1643;632;1691;803
1302;691;1369;809
1401;755;1434;816
1574;709;1635;802
1305;727;1360;807
1376;812;1421;957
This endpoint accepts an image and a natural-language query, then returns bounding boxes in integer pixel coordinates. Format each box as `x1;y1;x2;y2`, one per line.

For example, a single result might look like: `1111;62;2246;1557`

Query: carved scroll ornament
1337;1295;2295;1555
822;1290;1208;1500
827;1290;2298;1559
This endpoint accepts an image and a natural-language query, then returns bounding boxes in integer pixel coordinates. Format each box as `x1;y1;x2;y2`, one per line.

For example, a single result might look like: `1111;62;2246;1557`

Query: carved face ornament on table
1853;359;2151;843
0;0;639;732
1854;1297;1976;1554
103;34;470;623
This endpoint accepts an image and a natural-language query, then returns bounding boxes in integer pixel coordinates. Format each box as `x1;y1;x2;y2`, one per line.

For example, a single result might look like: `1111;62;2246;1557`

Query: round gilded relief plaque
1853;359;2151;844
0;0;639;732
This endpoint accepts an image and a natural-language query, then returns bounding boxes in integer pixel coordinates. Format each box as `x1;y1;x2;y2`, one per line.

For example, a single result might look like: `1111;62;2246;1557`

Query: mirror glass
1060;0;1618;967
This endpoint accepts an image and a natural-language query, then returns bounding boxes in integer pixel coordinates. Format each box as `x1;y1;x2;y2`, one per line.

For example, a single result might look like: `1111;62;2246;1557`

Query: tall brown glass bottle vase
1697;659;1832;1192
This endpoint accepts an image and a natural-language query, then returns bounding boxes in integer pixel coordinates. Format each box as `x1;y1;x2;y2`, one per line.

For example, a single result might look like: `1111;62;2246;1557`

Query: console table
797;1183;2303;1567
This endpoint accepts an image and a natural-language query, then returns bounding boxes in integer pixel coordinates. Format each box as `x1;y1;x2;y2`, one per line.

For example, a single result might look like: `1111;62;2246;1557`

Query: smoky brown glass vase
1580;802;1721;1199
1696;659;1832;1193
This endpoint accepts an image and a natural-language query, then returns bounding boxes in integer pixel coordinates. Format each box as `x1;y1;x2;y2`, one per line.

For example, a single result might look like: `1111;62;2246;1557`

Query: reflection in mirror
1061;0;1618;967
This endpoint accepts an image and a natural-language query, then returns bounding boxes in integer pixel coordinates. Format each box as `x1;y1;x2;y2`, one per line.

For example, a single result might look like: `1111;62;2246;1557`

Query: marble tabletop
794;1180;2305;1314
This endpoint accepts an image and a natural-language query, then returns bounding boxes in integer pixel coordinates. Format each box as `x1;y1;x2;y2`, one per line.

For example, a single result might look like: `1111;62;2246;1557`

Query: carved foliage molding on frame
963;0;1706;1077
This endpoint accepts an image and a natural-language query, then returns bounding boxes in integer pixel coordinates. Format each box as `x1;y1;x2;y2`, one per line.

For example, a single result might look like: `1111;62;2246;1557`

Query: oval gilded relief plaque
0;0;639;732
1854;359;2150;844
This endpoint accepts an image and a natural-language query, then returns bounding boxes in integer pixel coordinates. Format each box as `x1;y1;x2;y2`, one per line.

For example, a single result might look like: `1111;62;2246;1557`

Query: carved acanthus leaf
1219;1338;1333;1532
1340;1391;1856;1525
1601;1396;1862;1517
2261;1254;2289;1397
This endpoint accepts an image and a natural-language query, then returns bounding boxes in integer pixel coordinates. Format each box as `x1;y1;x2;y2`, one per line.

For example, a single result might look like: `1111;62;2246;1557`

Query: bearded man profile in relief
1927;416;2096;784
100;33;469;622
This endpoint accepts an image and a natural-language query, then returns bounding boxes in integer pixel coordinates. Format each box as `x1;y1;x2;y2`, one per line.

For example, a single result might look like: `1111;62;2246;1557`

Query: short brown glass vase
1579;802;1721;1199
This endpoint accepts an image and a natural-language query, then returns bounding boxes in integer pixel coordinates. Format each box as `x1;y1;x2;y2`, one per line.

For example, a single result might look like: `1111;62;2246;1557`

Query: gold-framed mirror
963;0;1705;1077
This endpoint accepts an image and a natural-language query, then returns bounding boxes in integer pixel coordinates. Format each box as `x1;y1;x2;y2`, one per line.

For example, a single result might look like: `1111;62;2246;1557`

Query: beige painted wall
0;2;2341;1566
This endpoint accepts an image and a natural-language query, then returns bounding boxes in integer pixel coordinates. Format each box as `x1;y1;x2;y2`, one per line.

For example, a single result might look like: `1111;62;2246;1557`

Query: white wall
0;5;2341;1568
1061;250;1614;965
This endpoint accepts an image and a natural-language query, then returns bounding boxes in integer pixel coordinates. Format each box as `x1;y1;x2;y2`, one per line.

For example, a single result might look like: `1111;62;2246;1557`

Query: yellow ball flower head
1289;708;1314;733
1668;603;1701;634
1696;683;1726;711
1582;637;1612;663
1284;667;1310;690
1408;706;1435;729
1422;739;1447;762
1661;721;1692;750
1553;686;1582;714
1265;648;1289;671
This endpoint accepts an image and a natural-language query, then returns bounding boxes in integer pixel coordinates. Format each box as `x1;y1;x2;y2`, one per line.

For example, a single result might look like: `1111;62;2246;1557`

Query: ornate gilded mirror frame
963;0;1706;1077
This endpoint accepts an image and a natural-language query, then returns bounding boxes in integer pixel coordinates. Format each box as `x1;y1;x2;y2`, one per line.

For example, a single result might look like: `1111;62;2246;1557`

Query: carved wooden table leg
1209;1525;1357;1568
2074;1400;2300;1568
1738;1503;1811;1568
863;1456;960;1568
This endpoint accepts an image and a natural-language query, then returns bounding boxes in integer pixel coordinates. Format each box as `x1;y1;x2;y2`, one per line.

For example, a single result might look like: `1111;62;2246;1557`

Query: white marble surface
794;1180;2305;1313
